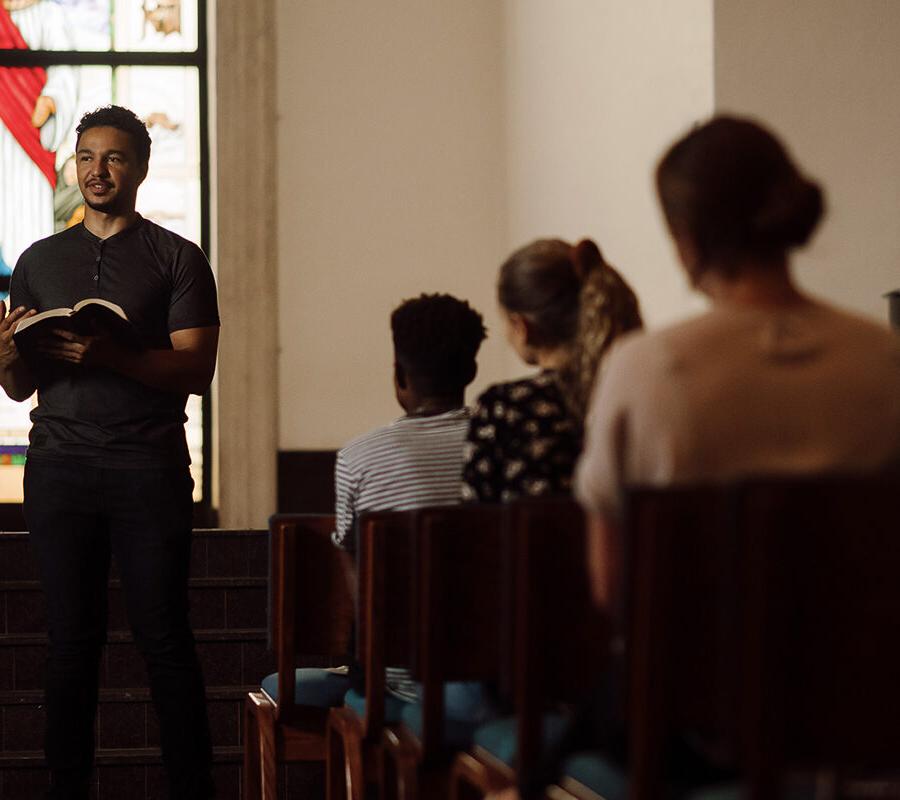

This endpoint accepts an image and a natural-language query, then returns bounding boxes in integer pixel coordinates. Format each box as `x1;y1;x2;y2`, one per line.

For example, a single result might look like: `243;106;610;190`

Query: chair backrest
626;477;900;800
625;485;740;800
269;513;355;725
357;509;418;738
739;477;900;797
507;498;611;772
412;504;506;761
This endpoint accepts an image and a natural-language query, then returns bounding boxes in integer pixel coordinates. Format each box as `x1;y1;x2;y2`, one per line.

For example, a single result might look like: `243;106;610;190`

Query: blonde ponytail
557;240;643;419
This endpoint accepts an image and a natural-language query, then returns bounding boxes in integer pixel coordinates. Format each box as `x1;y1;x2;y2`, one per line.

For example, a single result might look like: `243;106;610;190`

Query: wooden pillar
212;0;278;527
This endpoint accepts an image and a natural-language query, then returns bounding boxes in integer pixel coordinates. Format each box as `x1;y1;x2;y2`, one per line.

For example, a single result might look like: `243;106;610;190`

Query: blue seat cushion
472;713;569;767
562;751;628;800
344;687;411;724
400;701;481;750
260;668;351;708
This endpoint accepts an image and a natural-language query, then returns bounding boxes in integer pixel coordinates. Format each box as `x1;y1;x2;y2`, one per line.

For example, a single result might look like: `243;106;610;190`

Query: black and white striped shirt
332;408;470;701
332;407;471;550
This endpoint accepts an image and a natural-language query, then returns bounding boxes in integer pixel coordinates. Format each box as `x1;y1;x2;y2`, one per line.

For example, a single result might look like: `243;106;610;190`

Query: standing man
0;106;218;800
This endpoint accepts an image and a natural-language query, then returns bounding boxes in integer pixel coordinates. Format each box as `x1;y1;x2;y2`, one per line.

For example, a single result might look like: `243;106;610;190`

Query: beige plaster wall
275;0;510;450
503;0;715;329
714;0;900;324
275;1;716;451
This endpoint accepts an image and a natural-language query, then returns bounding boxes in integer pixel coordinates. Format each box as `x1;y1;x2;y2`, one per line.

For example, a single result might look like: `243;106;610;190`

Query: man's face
76;126;147;215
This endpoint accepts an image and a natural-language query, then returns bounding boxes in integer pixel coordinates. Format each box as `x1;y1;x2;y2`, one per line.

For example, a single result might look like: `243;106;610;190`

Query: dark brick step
0;748;247;800
0;529;269;583
0;759;319;800
1;687;257;753
1;581;268;636
0;632;274;693
0;745;244;769
0;576;267;590
0;686;254;705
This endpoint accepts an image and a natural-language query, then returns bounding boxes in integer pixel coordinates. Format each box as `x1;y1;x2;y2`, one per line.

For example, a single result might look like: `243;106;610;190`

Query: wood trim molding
213;0;278;527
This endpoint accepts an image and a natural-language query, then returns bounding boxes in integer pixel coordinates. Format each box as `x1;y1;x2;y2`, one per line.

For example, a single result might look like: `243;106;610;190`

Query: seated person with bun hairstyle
503;116;900;800
462;238;642;503
577;115;900;610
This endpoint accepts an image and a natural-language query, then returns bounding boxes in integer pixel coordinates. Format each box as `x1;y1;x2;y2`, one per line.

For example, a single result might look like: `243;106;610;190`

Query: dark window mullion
0;50;202;67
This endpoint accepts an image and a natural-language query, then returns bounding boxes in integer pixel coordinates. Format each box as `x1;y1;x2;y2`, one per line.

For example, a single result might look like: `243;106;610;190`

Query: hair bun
571;239;604;281
751;175;824;251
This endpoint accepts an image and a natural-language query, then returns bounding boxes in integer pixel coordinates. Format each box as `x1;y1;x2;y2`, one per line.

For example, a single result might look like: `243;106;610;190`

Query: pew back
626;477;900;800
413;504;506;760
508;499;611;771
269;513;354;725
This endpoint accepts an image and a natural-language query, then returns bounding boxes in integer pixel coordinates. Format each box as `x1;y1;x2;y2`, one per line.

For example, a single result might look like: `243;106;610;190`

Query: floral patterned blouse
461;371;583;503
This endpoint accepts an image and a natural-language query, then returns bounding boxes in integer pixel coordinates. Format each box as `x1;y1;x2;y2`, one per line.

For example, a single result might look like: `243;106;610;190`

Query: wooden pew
625;477;900;800
380;504;506;800
450;499;610;800
244;514;355;800
738;477;900;800
326;510;418;800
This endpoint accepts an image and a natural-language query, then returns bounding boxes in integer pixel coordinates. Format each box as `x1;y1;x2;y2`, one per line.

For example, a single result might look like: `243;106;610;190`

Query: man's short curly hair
391;293;487;396
76;105;152;166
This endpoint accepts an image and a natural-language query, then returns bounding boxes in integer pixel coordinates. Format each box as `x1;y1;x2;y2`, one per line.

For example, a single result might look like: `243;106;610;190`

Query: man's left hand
37;328;124;368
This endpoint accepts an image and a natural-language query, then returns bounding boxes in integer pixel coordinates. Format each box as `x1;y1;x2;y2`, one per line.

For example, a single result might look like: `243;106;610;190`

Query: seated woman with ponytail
461;238;642;503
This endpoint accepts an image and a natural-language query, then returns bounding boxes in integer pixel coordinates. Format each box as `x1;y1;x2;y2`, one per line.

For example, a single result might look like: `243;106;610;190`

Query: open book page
13;307;75;336
13;298;139;351
72;298;127;319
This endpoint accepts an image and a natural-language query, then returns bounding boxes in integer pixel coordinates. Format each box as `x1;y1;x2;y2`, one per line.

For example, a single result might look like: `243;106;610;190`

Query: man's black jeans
24;459;214;800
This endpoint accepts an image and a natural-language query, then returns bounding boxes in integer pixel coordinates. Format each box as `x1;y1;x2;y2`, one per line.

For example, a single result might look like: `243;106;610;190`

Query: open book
14;298;141;351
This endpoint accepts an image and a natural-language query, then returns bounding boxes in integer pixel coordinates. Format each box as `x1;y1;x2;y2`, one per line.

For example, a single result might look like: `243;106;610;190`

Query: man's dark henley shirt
10;216;219;468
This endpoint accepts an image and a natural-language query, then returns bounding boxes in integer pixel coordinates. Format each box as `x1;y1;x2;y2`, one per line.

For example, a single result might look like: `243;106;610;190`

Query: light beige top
575;300;900;515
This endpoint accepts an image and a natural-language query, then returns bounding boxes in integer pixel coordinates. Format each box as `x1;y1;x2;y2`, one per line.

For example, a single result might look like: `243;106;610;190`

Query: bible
13;298;141;351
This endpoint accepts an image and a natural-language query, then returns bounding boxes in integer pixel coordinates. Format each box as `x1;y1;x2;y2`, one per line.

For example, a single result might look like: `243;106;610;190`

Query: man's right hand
0;301;36;371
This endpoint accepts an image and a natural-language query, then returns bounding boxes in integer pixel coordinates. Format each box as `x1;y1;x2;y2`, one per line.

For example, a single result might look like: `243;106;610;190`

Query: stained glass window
0;0;209;505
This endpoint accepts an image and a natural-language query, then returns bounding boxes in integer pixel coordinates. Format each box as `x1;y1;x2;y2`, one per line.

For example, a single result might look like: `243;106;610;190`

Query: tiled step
1;577;269;636
0;686;254;753
0;529;276;799
0;746;245;800
0;756;320;800
0;529;269;582
0;629;273;691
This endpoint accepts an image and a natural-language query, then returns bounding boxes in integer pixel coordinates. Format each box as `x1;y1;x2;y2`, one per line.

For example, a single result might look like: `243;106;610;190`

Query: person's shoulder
812;302;900;362
16;225;83;268
337;417;407;462
813;301;895;339
475;373;547;406
137;218;208;262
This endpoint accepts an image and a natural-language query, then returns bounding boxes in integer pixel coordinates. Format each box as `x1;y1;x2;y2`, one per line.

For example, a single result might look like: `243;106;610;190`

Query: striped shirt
332;407;470;702
332;407;471;550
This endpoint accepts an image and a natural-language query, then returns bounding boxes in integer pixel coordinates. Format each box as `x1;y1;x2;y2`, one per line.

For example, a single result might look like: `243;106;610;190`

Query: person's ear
462;359;477;387
672;230;704;287
394;362;407;390
507;311;530;347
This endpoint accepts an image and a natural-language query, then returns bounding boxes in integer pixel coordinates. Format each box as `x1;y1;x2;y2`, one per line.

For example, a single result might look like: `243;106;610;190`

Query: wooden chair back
412;504;506;761
626;477;900;800
357;509;418;738
740;477;900;798
507;498;611;772
269;513;355;725
625;486;741;800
